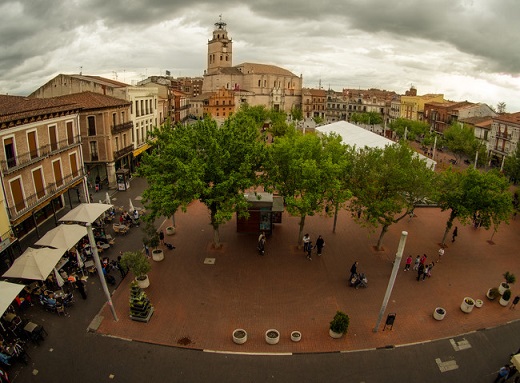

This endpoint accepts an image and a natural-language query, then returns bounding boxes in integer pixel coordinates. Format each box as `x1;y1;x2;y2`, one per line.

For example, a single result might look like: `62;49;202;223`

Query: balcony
114;144;134;160
7;169;85;221
111;121;133;135
495;132;512;140
1;135;81;175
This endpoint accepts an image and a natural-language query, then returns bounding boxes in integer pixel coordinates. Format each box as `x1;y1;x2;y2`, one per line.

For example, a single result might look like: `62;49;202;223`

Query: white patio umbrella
59;203;113;224
35;224;87;250
53;268;64;288
129;198;135;212
2;247;67;280
105;192;111;204
0;281;25;316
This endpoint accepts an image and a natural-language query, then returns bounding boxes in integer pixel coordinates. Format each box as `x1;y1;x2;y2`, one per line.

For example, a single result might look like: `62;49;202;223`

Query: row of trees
138;106;514;252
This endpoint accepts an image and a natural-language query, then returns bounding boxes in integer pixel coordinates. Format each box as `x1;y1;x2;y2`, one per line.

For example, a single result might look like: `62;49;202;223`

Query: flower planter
475;299;483;308
136;275;150;289
499;297;510;307
487;288;499;300
232;329;247;344
152;249;164;262
433;307;446;320
166;226;176;236
460;297;475;313
265;329;280;345
498;282;509;295
329;329;343;339
290;331;301;342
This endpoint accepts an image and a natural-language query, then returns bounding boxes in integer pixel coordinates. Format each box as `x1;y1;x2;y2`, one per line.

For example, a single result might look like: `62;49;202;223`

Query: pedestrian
306;241;313;260
417;263;425;281
143;243;150;258
451;226;458;242
412;255;421;271
511;296;520;310
437;247;444;262
75;278;87;299
422;264;429;280
159;230;165;245
420;254;427;265
349;261;358;281
427;262;435;277
494;365;510;382
404;255;412;271
116;255;127;279
303;233;311;253
315;235;325;256
257;233;266;256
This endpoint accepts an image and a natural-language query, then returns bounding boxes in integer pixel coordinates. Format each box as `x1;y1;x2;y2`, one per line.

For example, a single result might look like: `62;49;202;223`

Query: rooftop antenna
112;71;118;80
79;66;83;75
215;14;226;30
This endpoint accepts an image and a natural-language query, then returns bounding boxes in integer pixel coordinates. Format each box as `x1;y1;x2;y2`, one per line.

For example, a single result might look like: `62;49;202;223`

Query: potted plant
232;329;247;344
166;226;176;236
143;221;163;262
329;311;350;338
129;281;154;322
120;251;152;289
475;299;483;308
433;307;446;320
487;287;500;300
500;289;512;307
265;329;280;345
460;297;475;313
290;331;302;342
499;272;516;295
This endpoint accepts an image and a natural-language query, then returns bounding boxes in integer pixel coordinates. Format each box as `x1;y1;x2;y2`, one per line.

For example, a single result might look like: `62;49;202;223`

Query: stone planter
290;331;302;342
433;307;446;320
498;282;509;295
166;226;176;236
475;299;483;308
329;329;343;339
460;297;475;313
499;296;510;307
487;288;499;300
136;275;150;289
265;329;280;345
232;329;247;345
152;249;164;262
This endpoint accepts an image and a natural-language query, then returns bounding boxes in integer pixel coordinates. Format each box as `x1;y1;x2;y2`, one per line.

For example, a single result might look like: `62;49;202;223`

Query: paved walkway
94;180;520;354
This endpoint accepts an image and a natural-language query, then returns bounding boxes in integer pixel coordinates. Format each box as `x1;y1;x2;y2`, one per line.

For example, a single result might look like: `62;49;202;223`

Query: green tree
290;105;303;122
503;145;520;184
389;118;430;141
349;143;436;250
443;122;478;163
350;112;383;126
264;132;344;245
139;113;265;248
436;168;513;245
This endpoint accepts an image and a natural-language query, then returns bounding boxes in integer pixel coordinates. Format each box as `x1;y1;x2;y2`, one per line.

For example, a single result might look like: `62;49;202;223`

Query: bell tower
207;15;233;75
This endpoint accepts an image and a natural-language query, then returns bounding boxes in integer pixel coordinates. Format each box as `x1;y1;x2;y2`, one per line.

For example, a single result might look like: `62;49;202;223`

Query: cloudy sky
1;0;519;111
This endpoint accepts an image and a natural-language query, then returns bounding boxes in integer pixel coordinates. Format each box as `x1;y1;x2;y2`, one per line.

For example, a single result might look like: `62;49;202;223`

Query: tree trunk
332;202;339;233
213;225;221;249
441;211;456;246
298;215;306;247
376;224;389;251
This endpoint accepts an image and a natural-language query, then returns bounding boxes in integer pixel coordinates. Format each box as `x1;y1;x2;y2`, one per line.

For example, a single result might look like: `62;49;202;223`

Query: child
404;255;412;271
412;255;421;271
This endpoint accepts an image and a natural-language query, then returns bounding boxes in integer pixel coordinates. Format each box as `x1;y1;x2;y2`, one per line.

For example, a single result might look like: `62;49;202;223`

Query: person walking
494;365;510;382
306;241;313;261
420;254;427;266
143;243;150;258
257;233;266;256
417;263;425;281
412;255;421;271
302;233;311;253
159;230;165;245
404;255;412;271
75;279;87;300
315;235;325;256
427;262;435;278
116;255;127;279
349;261;358;281
451;226;458;243
437;247;444;262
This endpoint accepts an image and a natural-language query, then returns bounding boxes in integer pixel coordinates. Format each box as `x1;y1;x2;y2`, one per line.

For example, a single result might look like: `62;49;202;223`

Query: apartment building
400;87;444;122
325;89;347;123
488;112;520;167
0;95;85;238
343;88;397;124
302;88;326;119
424;101;496;133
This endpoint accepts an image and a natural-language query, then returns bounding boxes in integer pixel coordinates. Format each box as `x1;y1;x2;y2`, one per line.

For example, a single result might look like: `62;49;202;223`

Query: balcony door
10;177;25;212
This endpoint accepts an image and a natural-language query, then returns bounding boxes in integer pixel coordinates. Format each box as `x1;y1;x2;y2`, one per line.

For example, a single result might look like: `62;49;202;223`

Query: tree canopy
350;112;383;126
503;144;520;184
138;112;265;248
388;118;430;142
443;122;479;163
436;168;513;245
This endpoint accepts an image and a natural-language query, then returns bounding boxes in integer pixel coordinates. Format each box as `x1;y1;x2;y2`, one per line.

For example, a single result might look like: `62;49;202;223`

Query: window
66;121;74;145
121;111;125;122
49;125;58;151
90;141;98;161
28;131;38;159
87;116;96;136
112;113;117;127
70;152;79;178
123;134;127;149
52;159;63;187
115;137;119;151
258;80;261;87
4;137;16;168
140;100;144;116
32;168;45;199
10;177;25;212
135;101;139;117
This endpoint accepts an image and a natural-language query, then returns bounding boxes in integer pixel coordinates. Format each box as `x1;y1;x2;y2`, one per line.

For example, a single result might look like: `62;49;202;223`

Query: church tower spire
207;15;233;75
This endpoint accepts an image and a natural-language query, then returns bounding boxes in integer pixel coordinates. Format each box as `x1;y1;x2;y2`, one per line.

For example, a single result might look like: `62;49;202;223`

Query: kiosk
116;169;130;191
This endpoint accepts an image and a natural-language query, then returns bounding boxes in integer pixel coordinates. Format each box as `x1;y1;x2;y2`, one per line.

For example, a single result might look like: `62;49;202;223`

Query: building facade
488;112;520;167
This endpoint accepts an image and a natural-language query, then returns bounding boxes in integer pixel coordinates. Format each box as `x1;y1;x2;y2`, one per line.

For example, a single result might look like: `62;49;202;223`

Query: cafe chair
23;322;47;345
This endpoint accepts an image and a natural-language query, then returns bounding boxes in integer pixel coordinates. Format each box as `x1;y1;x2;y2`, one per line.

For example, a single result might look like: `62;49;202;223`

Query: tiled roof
53;91;130;109
495;112;520;124
69;75;129;88
235;62;298;77
0;94;80;124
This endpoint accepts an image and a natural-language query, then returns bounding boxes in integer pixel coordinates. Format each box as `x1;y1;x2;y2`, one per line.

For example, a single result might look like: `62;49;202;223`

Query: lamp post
373;231;408;332
86;223;118;321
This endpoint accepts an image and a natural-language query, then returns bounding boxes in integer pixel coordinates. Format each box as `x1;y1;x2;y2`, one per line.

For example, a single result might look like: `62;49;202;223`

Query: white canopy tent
315;121;436;170
59;203;113;225
0;281;25;316
2;247;67;281
34;224;87;250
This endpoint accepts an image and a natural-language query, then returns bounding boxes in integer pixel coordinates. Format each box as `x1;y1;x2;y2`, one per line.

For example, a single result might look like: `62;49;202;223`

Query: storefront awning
133;143;151;157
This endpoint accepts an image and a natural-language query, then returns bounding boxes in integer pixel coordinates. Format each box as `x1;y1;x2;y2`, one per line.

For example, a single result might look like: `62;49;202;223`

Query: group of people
302;233;325;260
403;254;436;281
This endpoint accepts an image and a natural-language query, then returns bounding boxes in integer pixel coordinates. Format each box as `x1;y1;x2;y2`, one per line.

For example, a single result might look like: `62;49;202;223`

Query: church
201;18;303;116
